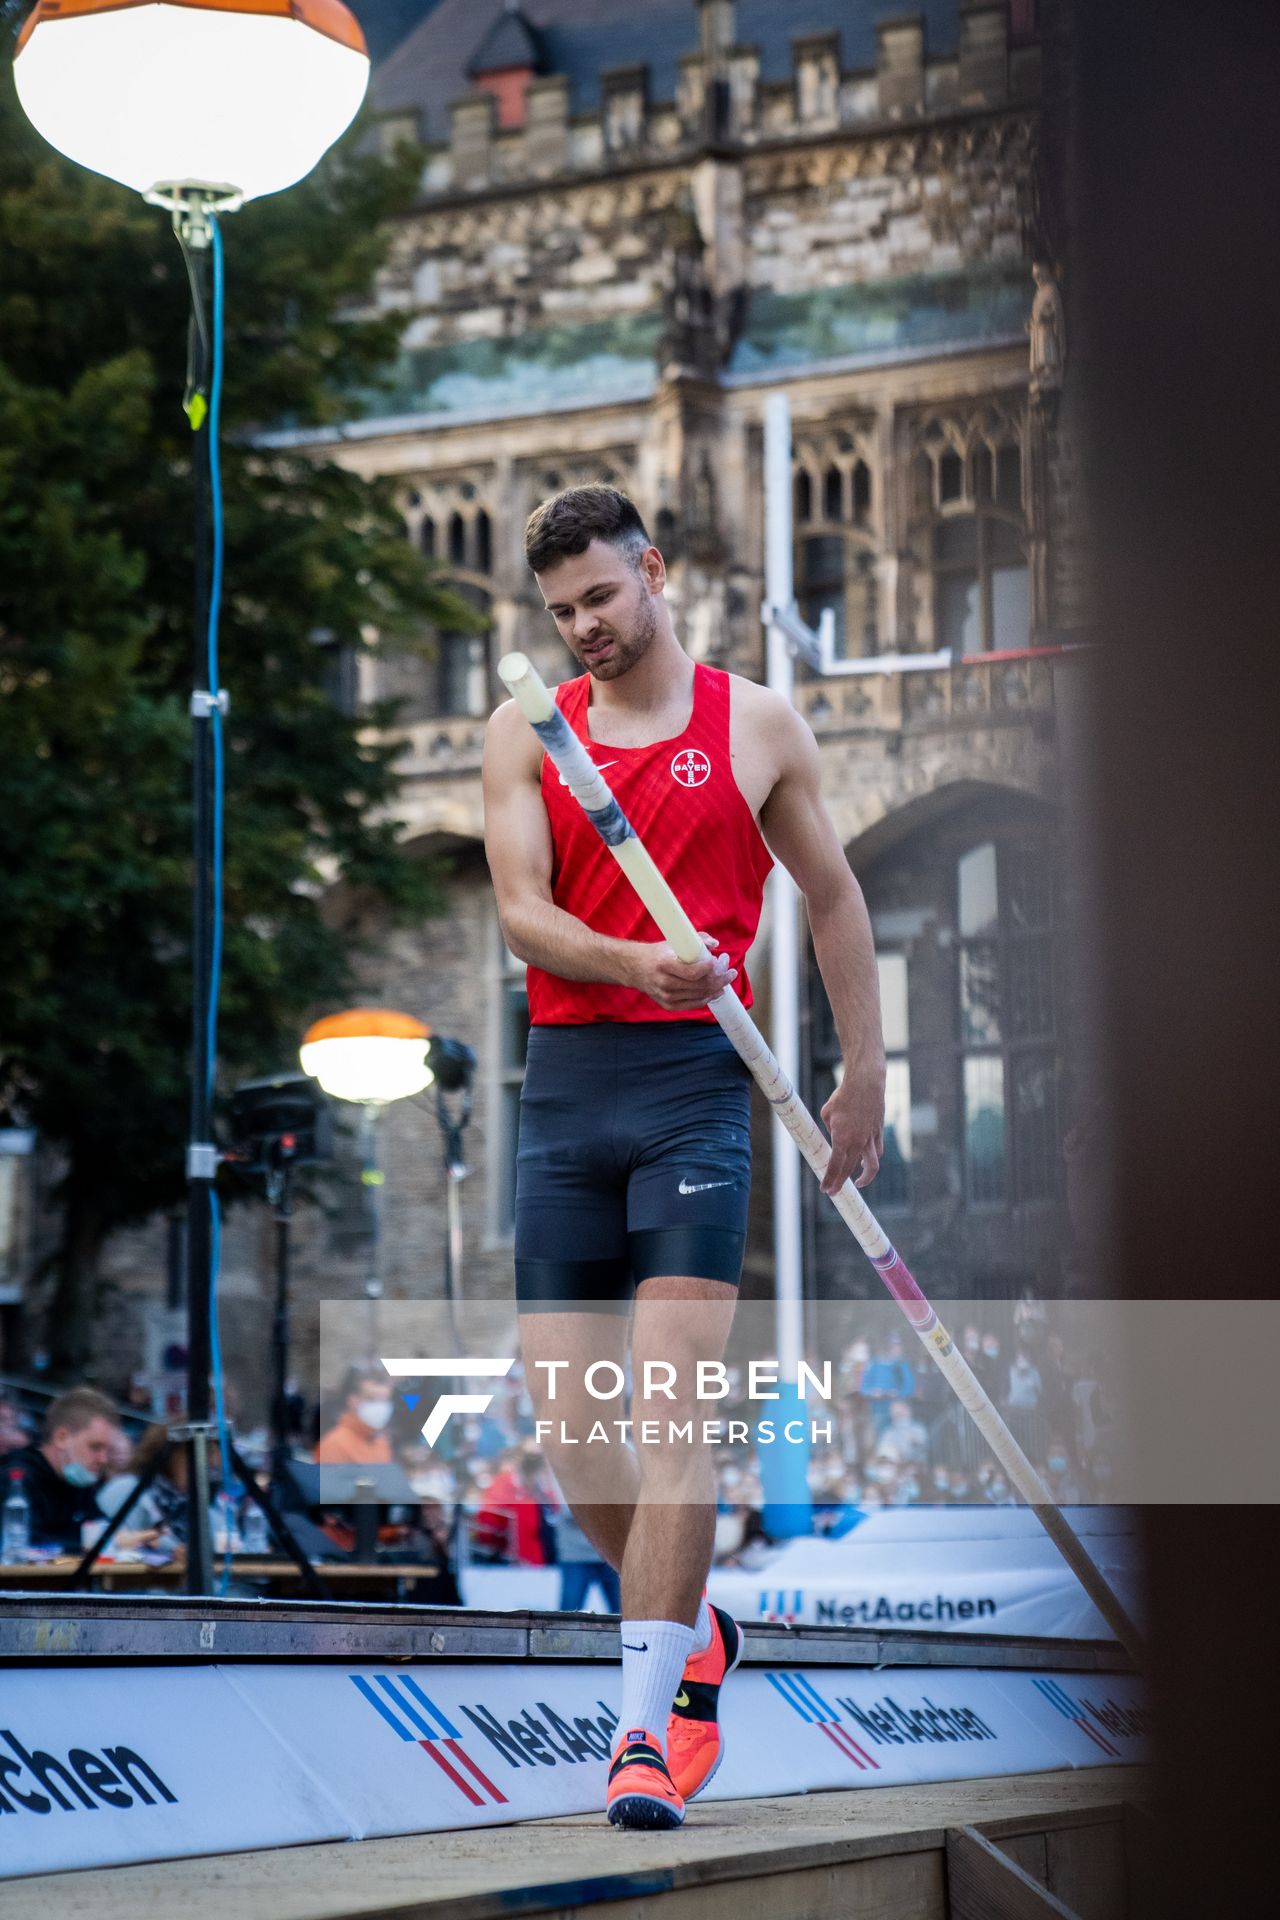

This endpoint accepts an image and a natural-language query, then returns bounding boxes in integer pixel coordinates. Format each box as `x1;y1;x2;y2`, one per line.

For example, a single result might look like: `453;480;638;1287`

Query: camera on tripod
229;1072;334;1178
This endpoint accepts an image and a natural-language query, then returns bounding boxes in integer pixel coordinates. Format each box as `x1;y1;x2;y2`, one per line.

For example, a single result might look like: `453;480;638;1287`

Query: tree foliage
0;71;465;1368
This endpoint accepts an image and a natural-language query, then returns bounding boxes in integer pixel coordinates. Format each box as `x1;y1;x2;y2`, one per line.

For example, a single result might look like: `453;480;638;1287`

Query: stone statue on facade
1028;260;1065;396
660;226;720;380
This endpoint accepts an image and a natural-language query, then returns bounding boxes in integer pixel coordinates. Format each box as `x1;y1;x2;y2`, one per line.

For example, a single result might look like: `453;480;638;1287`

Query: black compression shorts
514;1022;753;1311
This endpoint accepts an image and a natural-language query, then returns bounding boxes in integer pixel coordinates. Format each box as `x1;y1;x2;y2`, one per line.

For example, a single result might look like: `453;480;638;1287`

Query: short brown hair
45;1386;119;1440
128;1421;177;1479
524;485;650;575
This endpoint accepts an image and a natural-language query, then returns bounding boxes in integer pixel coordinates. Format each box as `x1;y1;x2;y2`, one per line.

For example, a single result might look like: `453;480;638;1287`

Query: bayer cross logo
382;1357;514;1447
671;748;711;787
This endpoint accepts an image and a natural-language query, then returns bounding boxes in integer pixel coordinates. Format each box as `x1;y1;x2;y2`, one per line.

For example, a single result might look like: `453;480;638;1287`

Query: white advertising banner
0;1659;1147;1882
710;1666;1073;1796
991;1670;1152;1770
459;1565;575;1613
458;1509;1142;1636
0;1666;347;1881
706;1506;1142;1639
220;1661;623;1838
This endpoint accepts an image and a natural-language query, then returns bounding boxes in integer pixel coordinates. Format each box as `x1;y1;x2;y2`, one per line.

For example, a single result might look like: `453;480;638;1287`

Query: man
858;1332;917;1440
473;1448;552;1566
554;1498;623;1615
315;1364;395;1465
1005;1347;1044;1413
872;1397;930;1469
483;486;885;1828
6;1386;124;1551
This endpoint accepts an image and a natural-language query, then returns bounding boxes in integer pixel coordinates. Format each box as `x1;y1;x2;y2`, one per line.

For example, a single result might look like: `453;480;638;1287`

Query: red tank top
527;663;773;1025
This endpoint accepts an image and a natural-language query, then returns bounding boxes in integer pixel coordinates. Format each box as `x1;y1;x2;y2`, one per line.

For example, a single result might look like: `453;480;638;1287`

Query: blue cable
204;210;233;1594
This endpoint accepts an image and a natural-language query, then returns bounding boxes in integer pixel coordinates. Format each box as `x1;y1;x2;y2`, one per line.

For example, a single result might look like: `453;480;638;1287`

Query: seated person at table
315;1365;395;1466
5;1386;148;1553
0;1393;30;1458
96;1422;210;1548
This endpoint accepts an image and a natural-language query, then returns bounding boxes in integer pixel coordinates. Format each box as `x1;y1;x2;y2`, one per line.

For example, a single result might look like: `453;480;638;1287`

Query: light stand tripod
172;185;223;1598
72;1076;331;1597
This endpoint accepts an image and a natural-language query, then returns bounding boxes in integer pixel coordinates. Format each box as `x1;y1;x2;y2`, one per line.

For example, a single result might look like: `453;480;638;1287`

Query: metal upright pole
269;1160;293;1491
179;195;217;1596
763;393;804;1385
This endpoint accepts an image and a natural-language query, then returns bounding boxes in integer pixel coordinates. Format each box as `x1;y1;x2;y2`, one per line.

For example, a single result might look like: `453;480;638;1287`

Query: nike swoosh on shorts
678;1177;732;1195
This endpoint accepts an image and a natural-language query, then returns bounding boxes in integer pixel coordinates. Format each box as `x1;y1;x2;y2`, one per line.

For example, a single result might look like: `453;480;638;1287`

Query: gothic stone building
97;0;1088;1405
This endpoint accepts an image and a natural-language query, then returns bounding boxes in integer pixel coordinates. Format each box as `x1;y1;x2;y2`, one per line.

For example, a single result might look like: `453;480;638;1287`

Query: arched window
923;430;1028;655
799;534;845;650
934;514;1029;654
997;444;1022;511
420;515;436;559
794;439;878;659
973;445;994;503
957;835;1057;1206
474;509;492;574
447;512;466;567
794;469;812;523
805;792;1062;1298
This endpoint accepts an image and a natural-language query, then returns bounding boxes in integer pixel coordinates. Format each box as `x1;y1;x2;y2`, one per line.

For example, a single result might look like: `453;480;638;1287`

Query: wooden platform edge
0;1595;1134;1674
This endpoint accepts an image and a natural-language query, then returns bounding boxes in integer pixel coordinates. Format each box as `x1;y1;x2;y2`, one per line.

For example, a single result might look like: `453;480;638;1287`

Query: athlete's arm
754;692;887;1195
482;699;732;1010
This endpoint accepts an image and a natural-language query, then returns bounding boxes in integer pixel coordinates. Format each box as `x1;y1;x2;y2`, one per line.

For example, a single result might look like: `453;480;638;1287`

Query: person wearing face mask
5;1387;124;1551
315;1366;396;1466
1041;1437;1083;1503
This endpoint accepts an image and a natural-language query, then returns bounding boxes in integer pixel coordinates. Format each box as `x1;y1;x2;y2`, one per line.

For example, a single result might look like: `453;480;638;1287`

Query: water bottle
2;1469;31;1561
240;1497;270;1555
213;1486;240;1554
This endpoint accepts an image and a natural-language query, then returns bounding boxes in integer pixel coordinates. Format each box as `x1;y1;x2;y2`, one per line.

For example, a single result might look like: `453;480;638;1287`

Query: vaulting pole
497;649;1145;1667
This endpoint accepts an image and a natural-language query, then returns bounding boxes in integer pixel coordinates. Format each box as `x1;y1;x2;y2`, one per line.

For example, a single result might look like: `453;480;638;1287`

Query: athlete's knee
632;1424;715;1496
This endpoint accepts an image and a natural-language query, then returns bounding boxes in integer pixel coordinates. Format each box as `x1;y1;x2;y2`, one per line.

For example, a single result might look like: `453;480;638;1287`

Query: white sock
618;1620;695;1757
692;1592;713;1654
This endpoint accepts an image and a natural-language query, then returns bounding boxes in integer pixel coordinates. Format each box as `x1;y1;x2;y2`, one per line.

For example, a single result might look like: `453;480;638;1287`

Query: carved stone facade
92;3;1091;1407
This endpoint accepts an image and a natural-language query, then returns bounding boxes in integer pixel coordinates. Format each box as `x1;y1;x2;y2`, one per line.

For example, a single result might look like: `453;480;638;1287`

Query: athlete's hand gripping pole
498;651;1144;1667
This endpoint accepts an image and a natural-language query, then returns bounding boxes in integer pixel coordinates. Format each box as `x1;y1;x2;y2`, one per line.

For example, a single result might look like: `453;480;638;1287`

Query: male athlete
483;486;885;1828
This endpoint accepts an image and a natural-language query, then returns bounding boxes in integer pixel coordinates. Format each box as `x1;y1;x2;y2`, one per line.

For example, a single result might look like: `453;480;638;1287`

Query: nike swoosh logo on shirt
558;760;617;786
678;1178;732;1195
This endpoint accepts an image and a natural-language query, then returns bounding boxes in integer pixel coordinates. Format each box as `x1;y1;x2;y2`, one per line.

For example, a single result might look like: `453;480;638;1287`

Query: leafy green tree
0;68;468;1373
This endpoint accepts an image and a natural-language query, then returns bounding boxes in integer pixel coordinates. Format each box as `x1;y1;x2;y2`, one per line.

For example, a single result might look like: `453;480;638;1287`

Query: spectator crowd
1;1288;1117;1606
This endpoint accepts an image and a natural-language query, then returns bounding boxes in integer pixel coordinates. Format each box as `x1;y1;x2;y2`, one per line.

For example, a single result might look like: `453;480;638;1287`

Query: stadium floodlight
12;0;370;214
300;1009;437;1107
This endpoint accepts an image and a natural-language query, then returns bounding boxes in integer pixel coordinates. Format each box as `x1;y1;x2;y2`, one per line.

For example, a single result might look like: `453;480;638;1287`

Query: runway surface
3;1763;1146;1920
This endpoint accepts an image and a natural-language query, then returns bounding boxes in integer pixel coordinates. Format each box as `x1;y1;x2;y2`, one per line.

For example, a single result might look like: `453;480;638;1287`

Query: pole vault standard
497;650;1144;1668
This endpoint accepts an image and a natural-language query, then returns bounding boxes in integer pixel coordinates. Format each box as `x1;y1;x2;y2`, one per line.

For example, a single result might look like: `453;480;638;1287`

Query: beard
577;582;658;680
